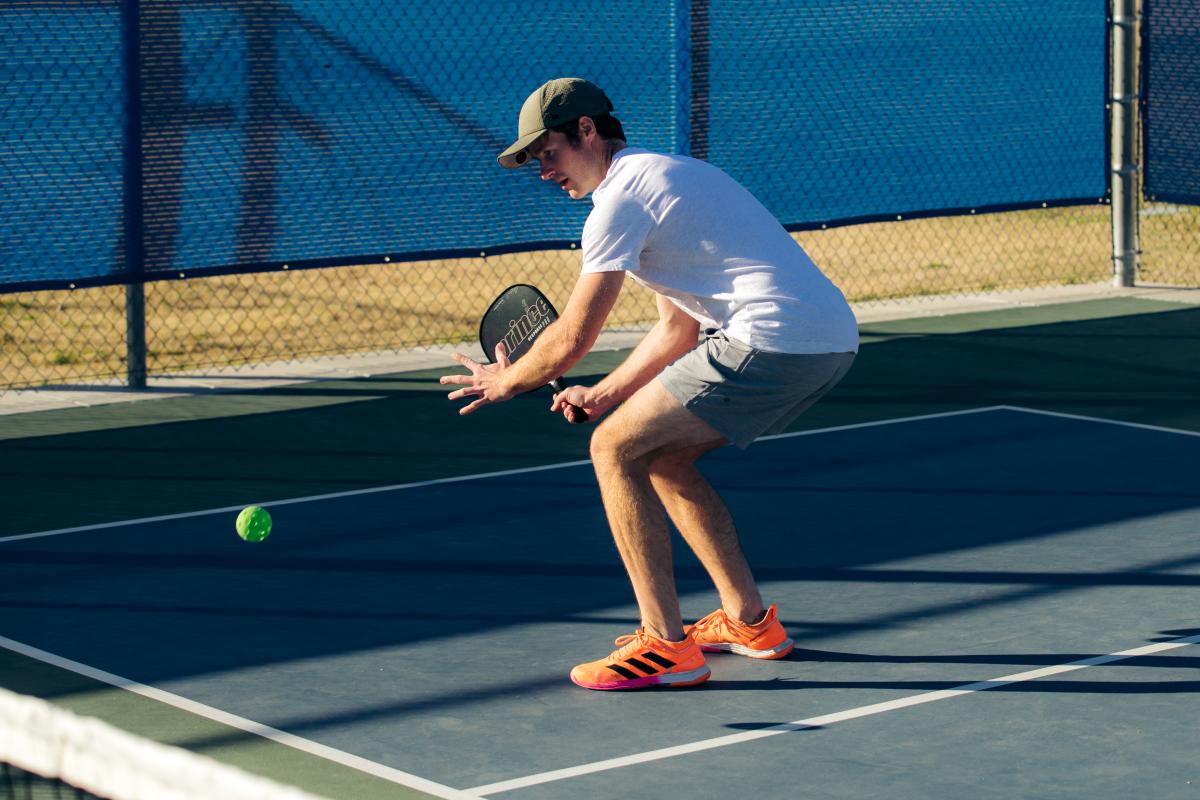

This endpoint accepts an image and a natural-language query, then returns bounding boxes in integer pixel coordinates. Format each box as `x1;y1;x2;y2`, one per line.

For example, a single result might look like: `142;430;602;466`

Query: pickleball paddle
479;284;587;423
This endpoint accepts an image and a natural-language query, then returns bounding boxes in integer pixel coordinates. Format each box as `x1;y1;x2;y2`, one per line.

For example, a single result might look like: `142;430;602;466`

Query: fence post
121;0;147;387
687;0;710;161
1110;0;1140;287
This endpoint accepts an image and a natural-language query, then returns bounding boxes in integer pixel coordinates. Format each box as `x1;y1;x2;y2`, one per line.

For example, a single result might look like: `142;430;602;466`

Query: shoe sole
699;638;794;659
571;665;711;691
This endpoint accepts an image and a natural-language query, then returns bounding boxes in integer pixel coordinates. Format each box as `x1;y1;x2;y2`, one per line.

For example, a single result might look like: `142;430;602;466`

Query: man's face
528;126;606;200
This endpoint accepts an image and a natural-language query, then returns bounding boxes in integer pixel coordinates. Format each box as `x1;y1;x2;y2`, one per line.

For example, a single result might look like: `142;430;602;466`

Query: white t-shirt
581;148;859;354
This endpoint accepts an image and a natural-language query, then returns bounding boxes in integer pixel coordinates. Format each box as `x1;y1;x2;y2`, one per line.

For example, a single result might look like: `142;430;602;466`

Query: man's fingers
446;386;481;402
459;397;487;415
443;349;508;415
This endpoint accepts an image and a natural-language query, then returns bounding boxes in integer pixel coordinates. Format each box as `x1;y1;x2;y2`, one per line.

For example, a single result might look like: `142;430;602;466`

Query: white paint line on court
9;404;1187;548
756;404;1006;443
0;459;587;544
5;403;1197;793
997;405;1200;439
0;406;1010;545
0;635;485;800
468;633;1200;796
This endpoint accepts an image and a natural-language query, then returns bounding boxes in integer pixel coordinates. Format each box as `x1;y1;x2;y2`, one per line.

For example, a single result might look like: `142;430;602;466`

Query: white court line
996;405;1200;439
6;406;1195;547
0;404;1004;795
469;633;1200;796
0;459;586;544
7;403;1192;794
756;404;1004;442
0;635;485;800
0;406;1009;545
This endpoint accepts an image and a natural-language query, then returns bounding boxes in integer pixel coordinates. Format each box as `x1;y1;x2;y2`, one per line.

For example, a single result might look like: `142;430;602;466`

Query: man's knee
589;381;726;468
591;421;725;477
589;416;639;467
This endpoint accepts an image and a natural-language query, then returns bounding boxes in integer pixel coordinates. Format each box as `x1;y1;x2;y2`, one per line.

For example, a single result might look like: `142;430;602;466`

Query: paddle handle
549;379;588;423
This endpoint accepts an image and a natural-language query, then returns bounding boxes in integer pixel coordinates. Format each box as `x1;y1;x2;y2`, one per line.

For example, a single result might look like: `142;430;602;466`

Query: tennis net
0;686;327;800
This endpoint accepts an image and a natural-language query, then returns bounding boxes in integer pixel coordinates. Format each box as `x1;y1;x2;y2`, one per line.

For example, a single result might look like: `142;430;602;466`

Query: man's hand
440;342;516;415
550;384;608;424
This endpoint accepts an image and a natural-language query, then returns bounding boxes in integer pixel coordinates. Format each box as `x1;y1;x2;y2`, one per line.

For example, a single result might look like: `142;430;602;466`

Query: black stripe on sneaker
606;664;640;680
624;657;657;674
641;651;677;669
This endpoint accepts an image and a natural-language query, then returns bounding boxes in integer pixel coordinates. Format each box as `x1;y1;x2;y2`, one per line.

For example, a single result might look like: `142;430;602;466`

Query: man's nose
540;163;555;180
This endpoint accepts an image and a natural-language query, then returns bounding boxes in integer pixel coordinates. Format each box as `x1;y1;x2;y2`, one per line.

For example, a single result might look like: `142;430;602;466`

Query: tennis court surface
2;296;1199;799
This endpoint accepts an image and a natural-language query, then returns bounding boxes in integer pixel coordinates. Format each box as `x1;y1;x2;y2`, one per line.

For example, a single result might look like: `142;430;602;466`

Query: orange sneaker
569;628;711;691
685;604;794;659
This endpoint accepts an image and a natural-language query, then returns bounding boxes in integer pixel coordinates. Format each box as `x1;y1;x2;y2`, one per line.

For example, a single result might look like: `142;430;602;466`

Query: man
440;78;858;691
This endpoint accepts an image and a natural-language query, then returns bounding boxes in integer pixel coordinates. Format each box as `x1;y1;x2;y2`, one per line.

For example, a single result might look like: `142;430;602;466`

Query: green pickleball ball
235;506;272;542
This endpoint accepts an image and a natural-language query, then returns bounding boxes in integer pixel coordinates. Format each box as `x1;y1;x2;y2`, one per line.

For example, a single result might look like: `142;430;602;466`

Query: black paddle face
479;284;558;364
478;284;587;422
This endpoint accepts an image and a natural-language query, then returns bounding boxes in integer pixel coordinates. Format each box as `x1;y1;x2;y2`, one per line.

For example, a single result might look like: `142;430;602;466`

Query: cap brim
497;129;545;168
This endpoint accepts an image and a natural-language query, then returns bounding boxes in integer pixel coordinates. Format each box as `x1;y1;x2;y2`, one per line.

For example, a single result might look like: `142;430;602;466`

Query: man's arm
552;292;700;420
501;270;625;394
440;271;625;415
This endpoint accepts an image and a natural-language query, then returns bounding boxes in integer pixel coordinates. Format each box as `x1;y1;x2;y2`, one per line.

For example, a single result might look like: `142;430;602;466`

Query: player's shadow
1151;627;1200;641
706;628;1200;695
705;677;1200;694
786;647;1200;669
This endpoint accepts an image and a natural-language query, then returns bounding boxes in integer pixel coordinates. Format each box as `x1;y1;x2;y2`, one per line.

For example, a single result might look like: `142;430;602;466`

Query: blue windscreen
0;1;1108;290
706;0;1108;225
0;6;126;285
1143;0;1200;205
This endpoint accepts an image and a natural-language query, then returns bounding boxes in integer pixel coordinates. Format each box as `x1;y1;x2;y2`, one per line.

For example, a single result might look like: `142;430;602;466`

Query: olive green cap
497;78;614;168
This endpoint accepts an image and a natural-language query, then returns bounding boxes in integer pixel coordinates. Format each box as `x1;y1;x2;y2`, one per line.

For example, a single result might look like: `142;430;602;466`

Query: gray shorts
658;330;855;449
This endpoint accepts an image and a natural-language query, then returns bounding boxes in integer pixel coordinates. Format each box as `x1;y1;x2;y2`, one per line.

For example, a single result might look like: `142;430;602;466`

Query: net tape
0;686;327;800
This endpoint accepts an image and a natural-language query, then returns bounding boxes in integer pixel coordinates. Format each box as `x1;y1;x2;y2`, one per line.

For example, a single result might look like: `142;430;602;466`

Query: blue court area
2;406;1198;798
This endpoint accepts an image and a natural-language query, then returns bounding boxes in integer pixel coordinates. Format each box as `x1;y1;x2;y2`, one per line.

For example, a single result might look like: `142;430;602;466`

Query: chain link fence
2;1;1196;391
1140;203;1200;287
5;203;1197;390
4;204;1139;389
1139;0;1200;288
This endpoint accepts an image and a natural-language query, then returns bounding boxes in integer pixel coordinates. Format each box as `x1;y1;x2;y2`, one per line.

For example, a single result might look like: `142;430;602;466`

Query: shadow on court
0;408;1196;682
1;300;1199;796
2;302;1197;536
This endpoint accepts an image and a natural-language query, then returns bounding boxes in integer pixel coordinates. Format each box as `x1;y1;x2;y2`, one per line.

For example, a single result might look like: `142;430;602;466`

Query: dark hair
549;113;626;146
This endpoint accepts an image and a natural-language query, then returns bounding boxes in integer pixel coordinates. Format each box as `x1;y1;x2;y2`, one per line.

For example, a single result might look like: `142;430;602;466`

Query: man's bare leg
646;443;765;624
589;381;765;639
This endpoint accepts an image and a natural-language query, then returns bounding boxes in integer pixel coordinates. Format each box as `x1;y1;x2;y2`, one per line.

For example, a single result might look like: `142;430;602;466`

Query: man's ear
577;116;596;138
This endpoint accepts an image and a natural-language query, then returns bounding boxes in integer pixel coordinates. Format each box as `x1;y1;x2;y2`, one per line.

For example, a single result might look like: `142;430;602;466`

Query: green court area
1;296;1198;799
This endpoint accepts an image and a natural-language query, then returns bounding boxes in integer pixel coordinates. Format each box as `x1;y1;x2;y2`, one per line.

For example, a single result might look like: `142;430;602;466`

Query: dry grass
804;205;1114;302
1138;203;1200;286
2;203;1197;389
